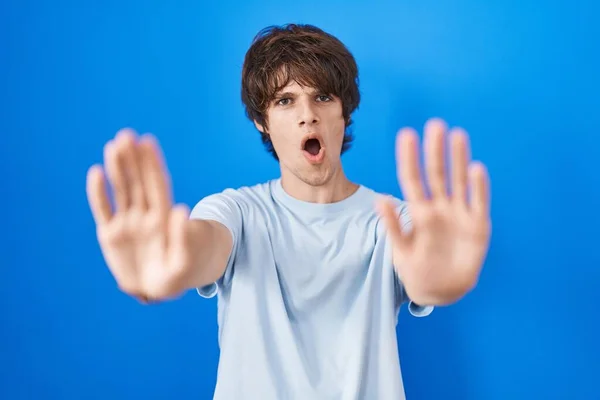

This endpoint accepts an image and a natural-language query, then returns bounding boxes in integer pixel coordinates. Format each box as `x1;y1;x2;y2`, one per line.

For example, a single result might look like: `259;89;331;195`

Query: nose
297;99;319;127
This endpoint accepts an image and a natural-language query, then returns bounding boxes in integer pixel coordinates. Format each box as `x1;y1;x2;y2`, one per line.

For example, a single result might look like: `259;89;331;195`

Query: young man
86;24;491;400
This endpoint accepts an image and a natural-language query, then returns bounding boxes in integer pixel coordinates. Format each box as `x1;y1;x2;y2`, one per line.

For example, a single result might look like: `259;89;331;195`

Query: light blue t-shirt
190;178;433;400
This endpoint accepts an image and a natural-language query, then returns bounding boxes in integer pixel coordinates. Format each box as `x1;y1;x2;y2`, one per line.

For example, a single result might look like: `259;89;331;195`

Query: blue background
1;1;599;399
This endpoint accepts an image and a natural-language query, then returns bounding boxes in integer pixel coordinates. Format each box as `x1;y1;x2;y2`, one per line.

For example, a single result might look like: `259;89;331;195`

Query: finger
115;129;147;211
104;140;130;211
86;164;113;225
423;118;448;199
139;134;172;214
449;127;470;206
469;161;490;216
375;197;408;250
397;128;427;202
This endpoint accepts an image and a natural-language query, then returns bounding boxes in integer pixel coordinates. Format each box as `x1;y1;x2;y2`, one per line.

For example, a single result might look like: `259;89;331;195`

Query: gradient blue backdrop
1;1;598;399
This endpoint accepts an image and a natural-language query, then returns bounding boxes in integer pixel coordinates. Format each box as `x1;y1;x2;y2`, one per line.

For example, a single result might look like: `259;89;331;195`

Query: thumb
375;196;408;250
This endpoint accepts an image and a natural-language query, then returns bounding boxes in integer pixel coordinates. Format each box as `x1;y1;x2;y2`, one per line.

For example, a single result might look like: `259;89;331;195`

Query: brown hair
241;24;360;160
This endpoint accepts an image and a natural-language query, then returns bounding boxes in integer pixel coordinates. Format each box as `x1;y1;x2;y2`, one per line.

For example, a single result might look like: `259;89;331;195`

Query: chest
257;214;386;314
276;213;378;265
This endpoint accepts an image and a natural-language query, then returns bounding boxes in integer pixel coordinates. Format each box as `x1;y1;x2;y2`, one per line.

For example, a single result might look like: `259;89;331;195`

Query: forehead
276;80;319;95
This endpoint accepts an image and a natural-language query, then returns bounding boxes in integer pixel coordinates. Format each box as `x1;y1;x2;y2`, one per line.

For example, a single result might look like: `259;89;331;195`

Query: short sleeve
394;200;434;318
189;189;243;298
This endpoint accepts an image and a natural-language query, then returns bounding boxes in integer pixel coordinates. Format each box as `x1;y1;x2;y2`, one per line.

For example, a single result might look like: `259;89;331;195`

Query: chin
281;152;341;187
300;175;330;187
297;165;337;187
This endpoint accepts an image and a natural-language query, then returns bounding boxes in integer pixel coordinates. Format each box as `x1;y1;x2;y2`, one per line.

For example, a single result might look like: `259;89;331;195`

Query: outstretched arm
86;129;233;302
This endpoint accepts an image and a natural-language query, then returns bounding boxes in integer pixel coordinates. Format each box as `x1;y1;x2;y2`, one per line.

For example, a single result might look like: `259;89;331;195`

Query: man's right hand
86;128;198;303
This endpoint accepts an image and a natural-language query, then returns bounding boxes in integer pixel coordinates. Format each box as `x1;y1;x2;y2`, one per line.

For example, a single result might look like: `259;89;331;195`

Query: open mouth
301;135;325;163
303;138;322;156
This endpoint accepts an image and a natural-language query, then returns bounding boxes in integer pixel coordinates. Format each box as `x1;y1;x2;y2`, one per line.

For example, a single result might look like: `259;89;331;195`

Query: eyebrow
274;91;296;99
274;89;323;98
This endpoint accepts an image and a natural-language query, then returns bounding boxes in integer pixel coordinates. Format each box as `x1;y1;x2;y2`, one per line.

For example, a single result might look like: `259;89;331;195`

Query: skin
254;81;359;204
378;122;491;305
86;132;232;301
86;79;491;306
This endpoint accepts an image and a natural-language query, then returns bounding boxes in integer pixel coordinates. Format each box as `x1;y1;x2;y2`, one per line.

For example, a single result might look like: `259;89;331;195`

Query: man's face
255;80;346;187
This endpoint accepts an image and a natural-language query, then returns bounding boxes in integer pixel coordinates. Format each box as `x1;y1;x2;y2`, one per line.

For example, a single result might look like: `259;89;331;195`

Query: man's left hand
377;118;492;306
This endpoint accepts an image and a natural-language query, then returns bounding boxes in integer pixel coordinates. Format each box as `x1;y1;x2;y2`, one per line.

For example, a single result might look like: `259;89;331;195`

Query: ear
254;120;266;133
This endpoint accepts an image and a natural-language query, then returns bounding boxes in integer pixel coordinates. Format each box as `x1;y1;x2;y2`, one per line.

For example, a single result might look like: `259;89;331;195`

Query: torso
192;179;416;400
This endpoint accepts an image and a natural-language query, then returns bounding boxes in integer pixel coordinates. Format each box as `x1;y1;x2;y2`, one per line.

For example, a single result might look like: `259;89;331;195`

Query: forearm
171;219;233;295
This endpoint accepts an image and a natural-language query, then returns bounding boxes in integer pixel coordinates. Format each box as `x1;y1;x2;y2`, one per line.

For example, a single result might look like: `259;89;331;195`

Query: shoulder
360;185;409;212
190;179;278;216
197;179;277;202
357;185;412;232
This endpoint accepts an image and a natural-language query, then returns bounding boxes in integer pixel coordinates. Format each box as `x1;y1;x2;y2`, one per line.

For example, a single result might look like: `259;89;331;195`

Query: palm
96;208;170;296
378;118;491;299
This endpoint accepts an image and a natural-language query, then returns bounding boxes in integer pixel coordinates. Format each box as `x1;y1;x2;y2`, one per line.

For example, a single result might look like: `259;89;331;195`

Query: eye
276;98;291;106
317;95;332;102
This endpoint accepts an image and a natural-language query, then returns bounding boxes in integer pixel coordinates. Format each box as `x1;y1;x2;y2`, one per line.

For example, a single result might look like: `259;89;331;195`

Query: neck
279;164;359;204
